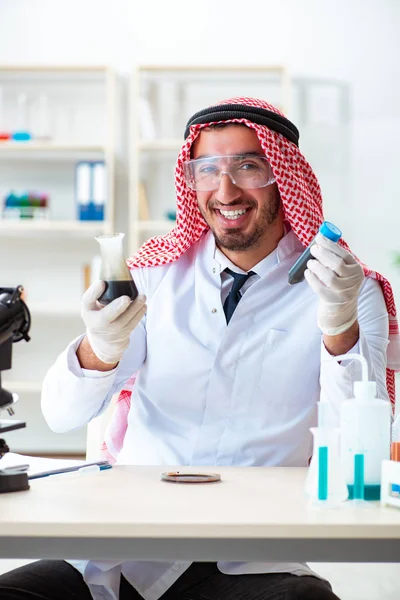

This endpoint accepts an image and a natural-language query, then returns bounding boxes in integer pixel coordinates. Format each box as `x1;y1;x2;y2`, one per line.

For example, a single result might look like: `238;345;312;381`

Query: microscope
0;285;31;493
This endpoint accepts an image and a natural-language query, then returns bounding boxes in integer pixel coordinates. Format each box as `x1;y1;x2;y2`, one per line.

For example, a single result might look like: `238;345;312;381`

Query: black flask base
98;280;139;305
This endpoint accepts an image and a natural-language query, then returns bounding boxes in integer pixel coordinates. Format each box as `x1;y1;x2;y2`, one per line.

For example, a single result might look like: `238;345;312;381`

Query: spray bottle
334;353;392;501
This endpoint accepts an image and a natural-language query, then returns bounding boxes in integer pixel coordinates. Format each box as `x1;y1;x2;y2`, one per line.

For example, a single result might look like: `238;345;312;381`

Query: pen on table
28;461;112;480
39;464;113;481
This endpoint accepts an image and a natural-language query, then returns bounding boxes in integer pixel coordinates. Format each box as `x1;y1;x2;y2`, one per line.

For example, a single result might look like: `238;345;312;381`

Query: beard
199;187;281;252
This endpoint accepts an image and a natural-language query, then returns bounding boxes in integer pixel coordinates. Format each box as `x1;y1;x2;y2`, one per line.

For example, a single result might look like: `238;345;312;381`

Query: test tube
288;221;342;285
353;453;365;500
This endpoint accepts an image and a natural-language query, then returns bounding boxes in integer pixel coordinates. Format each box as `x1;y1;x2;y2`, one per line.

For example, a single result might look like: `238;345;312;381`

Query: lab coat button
211;308;217;313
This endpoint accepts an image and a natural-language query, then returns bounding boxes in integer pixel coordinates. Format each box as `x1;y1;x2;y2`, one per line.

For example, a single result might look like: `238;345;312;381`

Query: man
1;97;398;600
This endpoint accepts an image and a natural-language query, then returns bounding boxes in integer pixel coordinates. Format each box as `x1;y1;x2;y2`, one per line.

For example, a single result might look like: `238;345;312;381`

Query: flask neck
310;427;340;450
96;234;131;282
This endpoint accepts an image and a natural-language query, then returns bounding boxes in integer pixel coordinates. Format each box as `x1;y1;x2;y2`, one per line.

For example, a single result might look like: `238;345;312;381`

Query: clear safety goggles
183;154;276;192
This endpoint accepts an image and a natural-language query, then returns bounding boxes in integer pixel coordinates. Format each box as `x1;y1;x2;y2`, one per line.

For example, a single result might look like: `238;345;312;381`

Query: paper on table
0;452;86;476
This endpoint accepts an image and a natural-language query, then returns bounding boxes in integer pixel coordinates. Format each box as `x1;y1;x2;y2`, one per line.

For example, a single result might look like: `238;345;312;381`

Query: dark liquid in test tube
288;221;342;285
288;247;315;285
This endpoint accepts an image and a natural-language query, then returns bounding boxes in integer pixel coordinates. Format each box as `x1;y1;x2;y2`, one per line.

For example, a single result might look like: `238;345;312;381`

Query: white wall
1;0;400;451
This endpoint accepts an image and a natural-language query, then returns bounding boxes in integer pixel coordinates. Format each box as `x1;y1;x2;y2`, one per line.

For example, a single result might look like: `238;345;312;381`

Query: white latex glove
304;233;365;336
81;280;147;364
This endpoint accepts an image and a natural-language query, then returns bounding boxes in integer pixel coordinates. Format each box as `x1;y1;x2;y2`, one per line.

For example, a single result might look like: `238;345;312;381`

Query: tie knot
224;267;255;295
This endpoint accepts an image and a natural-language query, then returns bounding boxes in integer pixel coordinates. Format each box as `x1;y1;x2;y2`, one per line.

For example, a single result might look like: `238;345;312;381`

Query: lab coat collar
206;222;304;278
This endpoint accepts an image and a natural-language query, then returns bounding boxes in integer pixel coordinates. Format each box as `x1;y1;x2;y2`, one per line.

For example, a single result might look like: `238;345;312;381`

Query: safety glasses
183;154;276;192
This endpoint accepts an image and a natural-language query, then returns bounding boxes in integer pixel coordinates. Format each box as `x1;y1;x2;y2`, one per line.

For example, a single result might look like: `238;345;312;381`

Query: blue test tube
288;221;342;285
318;446;329;501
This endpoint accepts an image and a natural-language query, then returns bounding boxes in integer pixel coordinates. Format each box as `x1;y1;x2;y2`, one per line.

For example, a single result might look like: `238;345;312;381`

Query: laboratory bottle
288;221;342;285
340;380;391;500
95;233;138;305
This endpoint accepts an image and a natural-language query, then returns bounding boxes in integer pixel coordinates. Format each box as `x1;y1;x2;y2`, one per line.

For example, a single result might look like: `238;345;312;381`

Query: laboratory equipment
2;191;50;220
95;233;138;305
381;460;400;508
0;86;10;140
304;401;348;507
288;221;342;285
335;353;391;501
33;94;52;141
0;285;31;493
161;472;221;484
12;93;32;141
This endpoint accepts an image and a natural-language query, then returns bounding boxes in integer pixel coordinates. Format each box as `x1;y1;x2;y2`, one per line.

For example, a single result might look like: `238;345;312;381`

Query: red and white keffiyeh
101;97;400;462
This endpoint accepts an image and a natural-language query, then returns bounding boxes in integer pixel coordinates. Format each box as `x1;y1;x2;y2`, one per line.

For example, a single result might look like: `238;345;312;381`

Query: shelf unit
129;65;290;254
0;141;107;153
0;65;117;455
0;64;116;226
0;219;108;236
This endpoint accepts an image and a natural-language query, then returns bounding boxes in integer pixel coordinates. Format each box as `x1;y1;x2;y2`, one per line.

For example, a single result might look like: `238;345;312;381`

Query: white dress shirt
41;228;389;600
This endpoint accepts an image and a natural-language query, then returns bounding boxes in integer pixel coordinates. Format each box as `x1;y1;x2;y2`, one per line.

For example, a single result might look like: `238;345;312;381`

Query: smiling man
2;98;399;600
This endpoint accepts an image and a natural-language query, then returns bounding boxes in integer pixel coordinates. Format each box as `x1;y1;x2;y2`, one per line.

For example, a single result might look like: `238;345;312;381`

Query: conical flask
95;233;138;305
305;427;349;507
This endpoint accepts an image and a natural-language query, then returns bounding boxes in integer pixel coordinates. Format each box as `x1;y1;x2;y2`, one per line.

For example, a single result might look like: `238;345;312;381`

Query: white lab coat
41;229;389;600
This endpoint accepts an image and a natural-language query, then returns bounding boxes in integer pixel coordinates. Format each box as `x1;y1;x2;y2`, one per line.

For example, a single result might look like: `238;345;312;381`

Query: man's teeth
219;208;248;219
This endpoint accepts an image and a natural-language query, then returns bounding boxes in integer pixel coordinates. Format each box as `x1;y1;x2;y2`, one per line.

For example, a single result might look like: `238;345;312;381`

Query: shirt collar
209;221;304;278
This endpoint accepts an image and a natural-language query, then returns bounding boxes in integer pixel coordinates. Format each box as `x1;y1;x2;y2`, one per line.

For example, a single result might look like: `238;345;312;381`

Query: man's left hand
304;233;365;336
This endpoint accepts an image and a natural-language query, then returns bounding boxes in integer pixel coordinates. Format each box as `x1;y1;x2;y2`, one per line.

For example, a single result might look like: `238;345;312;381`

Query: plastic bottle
335;353;392;501
288;221;342;285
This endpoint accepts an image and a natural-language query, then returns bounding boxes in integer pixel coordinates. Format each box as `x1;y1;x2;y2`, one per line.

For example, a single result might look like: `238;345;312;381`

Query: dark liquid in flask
98;279;139;305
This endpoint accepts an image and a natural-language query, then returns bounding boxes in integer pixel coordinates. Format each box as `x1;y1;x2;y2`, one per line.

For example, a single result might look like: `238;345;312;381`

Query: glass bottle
95;233;138;305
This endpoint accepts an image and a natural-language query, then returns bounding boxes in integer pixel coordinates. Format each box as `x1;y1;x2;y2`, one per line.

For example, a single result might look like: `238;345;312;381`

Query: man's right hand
80;280;147;365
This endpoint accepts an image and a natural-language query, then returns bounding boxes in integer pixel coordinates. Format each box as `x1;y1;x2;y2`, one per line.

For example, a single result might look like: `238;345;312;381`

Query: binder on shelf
92;161;106;220
75;161;106;221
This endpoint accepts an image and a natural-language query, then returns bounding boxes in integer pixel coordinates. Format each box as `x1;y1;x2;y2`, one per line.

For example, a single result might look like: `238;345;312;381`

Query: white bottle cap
353;380;377;401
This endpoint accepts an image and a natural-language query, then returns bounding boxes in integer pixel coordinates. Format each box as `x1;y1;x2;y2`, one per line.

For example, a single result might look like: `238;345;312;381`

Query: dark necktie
223;268;255;324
